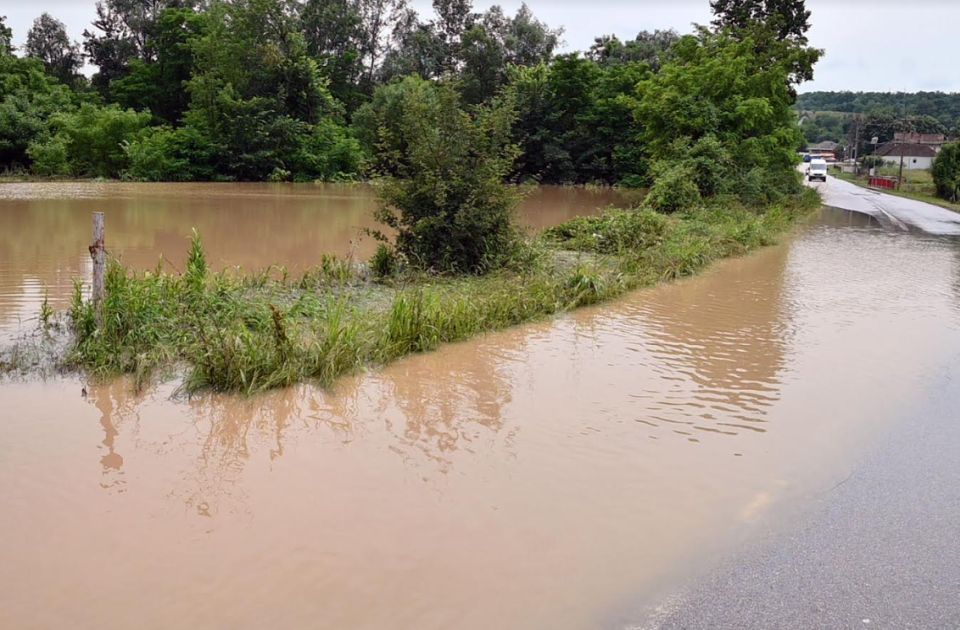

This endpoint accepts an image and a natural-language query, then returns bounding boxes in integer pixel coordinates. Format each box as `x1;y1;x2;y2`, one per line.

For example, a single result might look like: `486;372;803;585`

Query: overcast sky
4;0;959;93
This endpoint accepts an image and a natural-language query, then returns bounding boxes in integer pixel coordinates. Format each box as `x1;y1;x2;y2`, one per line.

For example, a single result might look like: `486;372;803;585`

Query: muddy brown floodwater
0;182;624;339
2;185;960;629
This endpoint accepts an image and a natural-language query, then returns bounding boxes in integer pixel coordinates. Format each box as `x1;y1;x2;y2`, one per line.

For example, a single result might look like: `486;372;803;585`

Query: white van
807;158;828;182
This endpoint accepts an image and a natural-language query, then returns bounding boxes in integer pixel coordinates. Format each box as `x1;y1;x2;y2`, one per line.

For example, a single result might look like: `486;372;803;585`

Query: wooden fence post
90;212;106;320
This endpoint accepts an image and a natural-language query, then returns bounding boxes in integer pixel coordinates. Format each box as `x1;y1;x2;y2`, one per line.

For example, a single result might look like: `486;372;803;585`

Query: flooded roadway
1;186;960;629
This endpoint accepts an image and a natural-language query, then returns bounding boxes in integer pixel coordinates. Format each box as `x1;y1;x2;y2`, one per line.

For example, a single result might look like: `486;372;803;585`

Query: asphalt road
626;188;960;629
636;352;960;630
809;174;960;236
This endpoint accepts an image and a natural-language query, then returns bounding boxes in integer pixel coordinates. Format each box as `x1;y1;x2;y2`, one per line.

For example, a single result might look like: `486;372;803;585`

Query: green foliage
373;77;522;274
110;8;206;124
932;143;960;203
28;103;152;177
3;0;818;196
379;2;560;105
0;15;13;55
796;91;960;132
636;29;809;205
370;244;399;279
300;0;367;111
799;110;849;144
123;124;220;181
646;163;703;213
588;30;679;71
711;0;812;44
543;208;669;254
0;54;78;168
24;13;83;85
507;56;648;185
290;119;365;181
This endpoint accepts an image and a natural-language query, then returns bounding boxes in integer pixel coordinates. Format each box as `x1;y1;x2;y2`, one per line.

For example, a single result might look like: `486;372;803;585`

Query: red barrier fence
868;176;898;190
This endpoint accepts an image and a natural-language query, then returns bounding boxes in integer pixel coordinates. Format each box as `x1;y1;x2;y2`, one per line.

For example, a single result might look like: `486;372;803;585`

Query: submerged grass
65;190;820;393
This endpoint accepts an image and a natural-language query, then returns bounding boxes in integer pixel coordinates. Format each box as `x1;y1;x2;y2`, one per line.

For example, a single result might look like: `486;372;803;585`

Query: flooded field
0;182;623;340
2;187;960;629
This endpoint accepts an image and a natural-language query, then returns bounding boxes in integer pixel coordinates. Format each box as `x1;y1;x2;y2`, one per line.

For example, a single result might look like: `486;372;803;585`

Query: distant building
892;132;946;147
875;142;939;170
808;141;838;161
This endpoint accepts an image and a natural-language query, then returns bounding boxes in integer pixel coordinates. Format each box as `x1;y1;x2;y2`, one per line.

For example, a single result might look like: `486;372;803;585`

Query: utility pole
853;115;861;173
898;146;905;190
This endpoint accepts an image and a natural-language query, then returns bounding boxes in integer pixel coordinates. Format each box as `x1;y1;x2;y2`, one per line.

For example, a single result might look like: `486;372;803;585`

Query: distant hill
796;92;960;131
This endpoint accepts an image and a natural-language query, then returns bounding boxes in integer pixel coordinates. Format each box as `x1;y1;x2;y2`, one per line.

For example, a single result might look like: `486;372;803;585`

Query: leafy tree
646;163;701;212
124;124;220;180
110;7;205;123
0;54;78;169
379;8;446;82
380;1;559;103
457;4;559;104
0;15;13;55
636;29;810;204
796;91;960;131
24;13;84;85
353;73;436;173
799;110;850;144
299;0;367;110
189;0;338;125
710;0;811;43
84;1;191;94
932;143;960;203
432;0;472;73
27;103;152;177
372;76;521;273
357;0;409;86
710;0;819;88
507;56;646;185
84;2;140;93
588;30;678;71
166;0;363;182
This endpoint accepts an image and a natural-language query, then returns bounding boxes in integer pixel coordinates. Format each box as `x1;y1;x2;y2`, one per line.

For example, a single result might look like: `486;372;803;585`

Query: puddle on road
2;208;960;629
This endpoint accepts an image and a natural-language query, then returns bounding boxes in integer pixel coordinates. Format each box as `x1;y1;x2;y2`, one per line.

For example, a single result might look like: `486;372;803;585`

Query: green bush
373;77;523;274
932;142;960;202
370;244;399;279
645;163;701;213
687;135;734;197
544;208;669;253
290;119;365;182
124;125;221;181
27;103;152;177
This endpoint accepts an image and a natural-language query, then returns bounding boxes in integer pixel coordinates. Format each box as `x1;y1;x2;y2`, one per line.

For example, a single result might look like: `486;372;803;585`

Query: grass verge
65;190;821;394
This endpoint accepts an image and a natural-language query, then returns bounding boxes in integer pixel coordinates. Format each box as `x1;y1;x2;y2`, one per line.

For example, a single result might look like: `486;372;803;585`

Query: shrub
373;77;523;274
124;125;221;181
370;244;398;279
290;119;365;182
687;135;733;197
544;208;669;253
932;142;960;202
27;103;152;178
645;163;701;213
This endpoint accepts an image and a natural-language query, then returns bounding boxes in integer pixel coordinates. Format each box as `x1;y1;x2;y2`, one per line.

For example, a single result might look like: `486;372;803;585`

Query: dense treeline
796;91;960;130
1;0;817;198
797;91;960;151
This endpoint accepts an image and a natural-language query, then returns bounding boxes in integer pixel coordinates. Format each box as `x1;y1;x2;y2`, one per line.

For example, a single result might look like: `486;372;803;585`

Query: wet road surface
808;173;960;235
637;352;960;629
